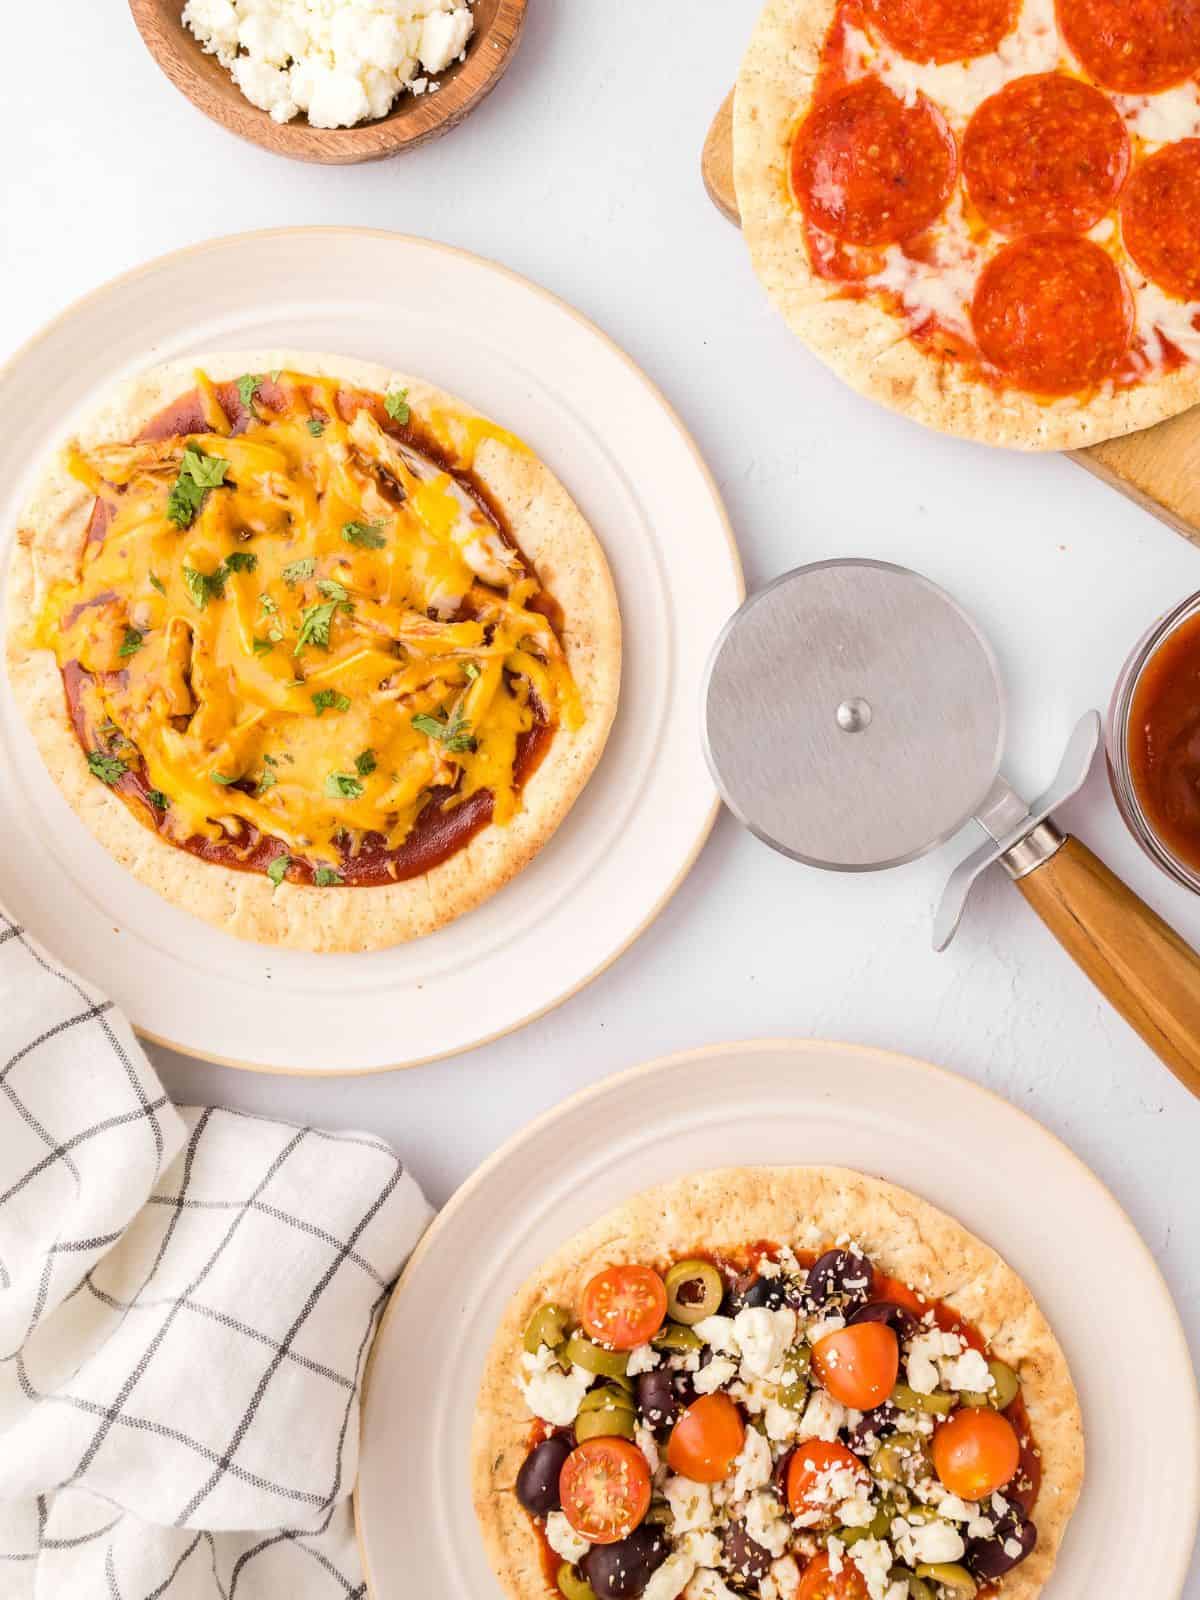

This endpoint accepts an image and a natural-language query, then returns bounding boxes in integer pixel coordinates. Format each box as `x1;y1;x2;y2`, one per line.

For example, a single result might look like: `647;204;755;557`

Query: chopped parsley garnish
252;636;274;655
411;706;476;754
464;662;480;681
316;579;349;602
267;855;290;888
384;386;411;426
256;766;278;794
210;771;239;786
341;520;387;549
295;600;341;654
237;373;264;413
182;563;225;611
313;866;343;887
118;627;144;658
312;689;350;716
355;748;377;777
147;789;168;810
324;771;364;800
223;550;257;574
282;558;316;586
259;593;278;613
87;750;127;785
166;445;230;529
149;572;166;596
306;418;325;437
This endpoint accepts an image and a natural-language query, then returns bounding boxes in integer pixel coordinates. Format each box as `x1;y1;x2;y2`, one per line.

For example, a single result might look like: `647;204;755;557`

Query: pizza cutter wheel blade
702;560;1200;1099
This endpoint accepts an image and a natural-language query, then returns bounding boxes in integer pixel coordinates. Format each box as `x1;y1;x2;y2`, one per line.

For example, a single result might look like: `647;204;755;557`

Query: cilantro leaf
267;855;290;888
355;748;377;777
166;445;230;529
210;771;239;786
411;707;476;754
312;689;350;716
295;600;340;654
149;572;166;596
147;789;168;810
324;771;364;800
313;866;343;887
118;627;144;658
237;373;263;412
182;563;225;610
87;750;127;785
341;520;387;549
282;558;316;586
251;636;274;655
464;662;480;681
316;579;349;602
223;550;257;574
306;418;325;437
259;593;278;614
257;766;277;794
384;386;411;426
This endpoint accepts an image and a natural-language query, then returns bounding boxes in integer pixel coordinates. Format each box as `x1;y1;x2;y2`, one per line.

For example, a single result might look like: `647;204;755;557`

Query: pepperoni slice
792;78;958;246
972;234;1133;393
866;0;1019;62
963;74;1129;237
1057;0;1200;92
1122;140;1200;300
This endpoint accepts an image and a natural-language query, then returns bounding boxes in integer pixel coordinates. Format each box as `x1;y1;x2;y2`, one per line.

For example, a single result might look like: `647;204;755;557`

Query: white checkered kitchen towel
0;911;434;1598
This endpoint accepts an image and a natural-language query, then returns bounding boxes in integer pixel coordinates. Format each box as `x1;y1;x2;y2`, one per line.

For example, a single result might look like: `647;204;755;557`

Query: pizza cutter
702;559;1200;1099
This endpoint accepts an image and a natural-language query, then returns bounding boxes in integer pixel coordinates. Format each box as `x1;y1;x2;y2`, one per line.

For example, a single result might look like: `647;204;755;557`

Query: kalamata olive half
582;1523;669;1598
849;1300;919;1341
846;1403;898;1452
722;1521;772;1581
516;1435;572;1516
965;1516;1037;1580
741;1276;788;1310
770;1448;794;1497
805;1248;874;1310
636;1370;687;1429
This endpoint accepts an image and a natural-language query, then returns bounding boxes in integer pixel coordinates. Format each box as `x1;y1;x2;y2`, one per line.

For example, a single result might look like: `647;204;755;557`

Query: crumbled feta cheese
893;1517;966;1567
757;1256;784;1279
516;1347;591;1426
847;1537;895;1600
734;1307;798;1380
730;1426;774;1501
941;1347;993;1394
628;1343;661;1375
682;1531;722;1568
182;0;476;128
764;1400;802;1442
694;1315;739;1356
827;1536;845;1576
695;1356;739;1395
665;1477;714;1534
805;1314;846;1345
645;1552;698;1600
967;1515;996;1539
837;1491;877;1528
905;1329;961;1395
798;1389;847;1441
769;1556;801;1600
686;1571;741;1600
635;1424;662;1477
745;1491;791;1556
1004;1536;1025;1559
991;1492;1011;1518
932;1493;975;1522
546;1511;590;1563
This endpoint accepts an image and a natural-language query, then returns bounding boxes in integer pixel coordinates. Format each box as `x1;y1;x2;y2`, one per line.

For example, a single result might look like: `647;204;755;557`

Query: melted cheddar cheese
44;370;581;881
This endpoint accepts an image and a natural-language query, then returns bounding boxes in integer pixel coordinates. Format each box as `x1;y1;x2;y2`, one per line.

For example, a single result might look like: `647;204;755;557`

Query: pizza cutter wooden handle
1015;835;1200;1098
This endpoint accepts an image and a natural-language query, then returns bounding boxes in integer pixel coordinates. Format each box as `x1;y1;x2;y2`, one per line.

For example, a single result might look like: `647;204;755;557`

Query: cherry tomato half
560;1437;652;1545
666;1393;746;1483
797;1551;869;1600
932;1407;1021;1501
580;1264;668;1351
811;1322;899;1410
785;1439;870;1523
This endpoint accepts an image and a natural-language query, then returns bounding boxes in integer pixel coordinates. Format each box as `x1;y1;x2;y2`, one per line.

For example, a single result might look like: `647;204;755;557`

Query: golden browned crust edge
471;1166;1083;1600
732;0;1200;451
5;350;621;952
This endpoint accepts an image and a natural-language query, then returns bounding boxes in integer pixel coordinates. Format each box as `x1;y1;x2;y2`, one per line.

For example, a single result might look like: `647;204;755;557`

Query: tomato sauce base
63;378;561;888
1128;608;1200;876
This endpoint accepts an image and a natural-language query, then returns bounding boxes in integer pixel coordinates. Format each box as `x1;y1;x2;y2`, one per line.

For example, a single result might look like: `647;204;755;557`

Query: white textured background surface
3;4;1198;1588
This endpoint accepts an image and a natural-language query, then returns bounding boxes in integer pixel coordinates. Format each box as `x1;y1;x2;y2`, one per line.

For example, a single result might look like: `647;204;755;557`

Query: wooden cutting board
704;91;1200;547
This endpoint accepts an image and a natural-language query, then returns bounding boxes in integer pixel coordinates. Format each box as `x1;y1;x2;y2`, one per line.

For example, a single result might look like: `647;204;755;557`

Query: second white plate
356;1038;1200;1600
0;229;742;1073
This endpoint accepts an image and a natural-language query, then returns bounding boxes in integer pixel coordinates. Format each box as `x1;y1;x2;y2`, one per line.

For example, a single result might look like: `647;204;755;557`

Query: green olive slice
987;1359;1020;1409
894;1574;935;1600
574;1405;638;1443
578;1383;636;1416
651;1322;704;1353
557;1563;598;1600
779;1343;812;1410
870;1436;931;1484
524;1303;571;1356
563;1334;630;1379
916;1564;977;1594
663;1260;724;1325
891;1381;956;1416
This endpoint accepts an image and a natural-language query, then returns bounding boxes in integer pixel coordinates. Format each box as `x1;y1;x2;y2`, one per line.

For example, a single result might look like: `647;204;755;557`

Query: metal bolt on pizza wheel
473;1168;1083;1600
5;353;620;951
733;0;1200;447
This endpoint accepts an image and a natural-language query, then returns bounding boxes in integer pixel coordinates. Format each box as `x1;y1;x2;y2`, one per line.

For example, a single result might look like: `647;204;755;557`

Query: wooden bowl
128;0;527;164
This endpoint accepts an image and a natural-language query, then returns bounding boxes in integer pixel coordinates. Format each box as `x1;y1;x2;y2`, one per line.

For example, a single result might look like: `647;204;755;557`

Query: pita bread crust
733;0;1200;450
6;351;621;952
472;1166;1083;1600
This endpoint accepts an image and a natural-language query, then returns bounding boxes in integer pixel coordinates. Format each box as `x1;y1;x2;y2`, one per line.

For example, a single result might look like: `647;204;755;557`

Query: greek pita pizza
473;1168;1082;1600
6;353;620;952
734;0;1200;447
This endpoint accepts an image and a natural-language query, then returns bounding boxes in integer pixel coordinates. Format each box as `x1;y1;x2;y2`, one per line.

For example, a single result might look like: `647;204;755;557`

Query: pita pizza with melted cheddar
734;0;1200;448
473;1168;1082;1600
6;353;620;952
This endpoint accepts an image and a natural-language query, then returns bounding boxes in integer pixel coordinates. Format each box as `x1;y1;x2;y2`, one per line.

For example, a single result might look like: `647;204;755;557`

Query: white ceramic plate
0;229;742;1074
355;1038;1200;1599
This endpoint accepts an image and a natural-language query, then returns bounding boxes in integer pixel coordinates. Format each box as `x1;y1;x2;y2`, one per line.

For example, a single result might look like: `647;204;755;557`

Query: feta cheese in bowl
182;0;476;128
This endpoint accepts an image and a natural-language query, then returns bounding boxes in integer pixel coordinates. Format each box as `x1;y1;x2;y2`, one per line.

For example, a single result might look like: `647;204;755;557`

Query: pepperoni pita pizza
734;0;1200;447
